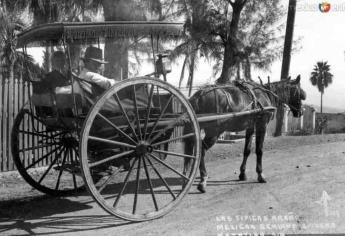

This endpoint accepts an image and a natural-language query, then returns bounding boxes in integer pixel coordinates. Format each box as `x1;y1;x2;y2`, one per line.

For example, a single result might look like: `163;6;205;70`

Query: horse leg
197;135;218;193
255;120;267;183
183;126;194;184
239;127;254;181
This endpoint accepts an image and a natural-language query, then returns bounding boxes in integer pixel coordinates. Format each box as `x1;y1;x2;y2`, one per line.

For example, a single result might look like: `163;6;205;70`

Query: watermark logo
315;190;331;216
315;190;340;218
319;2;331;13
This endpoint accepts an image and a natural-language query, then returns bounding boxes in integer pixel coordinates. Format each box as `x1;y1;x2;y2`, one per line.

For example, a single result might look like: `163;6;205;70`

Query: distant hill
305;104;345;114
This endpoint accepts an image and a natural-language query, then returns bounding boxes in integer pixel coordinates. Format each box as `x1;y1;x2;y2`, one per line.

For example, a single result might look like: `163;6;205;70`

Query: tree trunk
320;92;323;114
236;62;241;80
217;3;244;84
280;0;297;80
243;58;251;80
102;0;146;80
178;55;188;88
187;52;196;96
274;0;297;137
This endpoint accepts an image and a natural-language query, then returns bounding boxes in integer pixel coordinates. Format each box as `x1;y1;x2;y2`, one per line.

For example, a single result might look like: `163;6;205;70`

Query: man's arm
85;71;116;89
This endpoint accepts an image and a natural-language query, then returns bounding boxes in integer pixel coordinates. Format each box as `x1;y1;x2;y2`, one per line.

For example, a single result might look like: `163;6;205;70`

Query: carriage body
12;21;202;221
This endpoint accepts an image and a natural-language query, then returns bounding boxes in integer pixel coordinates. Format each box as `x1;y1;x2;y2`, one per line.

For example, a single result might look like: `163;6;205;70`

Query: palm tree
310;61;333;114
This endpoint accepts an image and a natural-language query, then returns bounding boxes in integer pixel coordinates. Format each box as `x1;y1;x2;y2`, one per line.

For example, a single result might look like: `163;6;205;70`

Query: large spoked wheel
80;78;201;221
11;107;84;196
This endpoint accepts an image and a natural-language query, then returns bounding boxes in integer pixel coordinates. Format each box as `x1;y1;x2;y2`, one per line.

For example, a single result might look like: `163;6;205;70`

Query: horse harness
196;81;268;114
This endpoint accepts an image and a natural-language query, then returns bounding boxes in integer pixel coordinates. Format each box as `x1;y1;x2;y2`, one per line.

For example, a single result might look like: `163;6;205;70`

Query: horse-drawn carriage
11;21;303;222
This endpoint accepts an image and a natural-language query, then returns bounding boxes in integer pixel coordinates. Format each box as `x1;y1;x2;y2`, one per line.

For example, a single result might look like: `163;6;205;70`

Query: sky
272;0;345;111
26;0;345;111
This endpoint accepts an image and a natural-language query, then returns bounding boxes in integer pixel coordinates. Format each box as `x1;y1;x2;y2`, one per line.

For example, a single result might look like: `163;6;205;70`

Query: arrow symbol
315;191;331;216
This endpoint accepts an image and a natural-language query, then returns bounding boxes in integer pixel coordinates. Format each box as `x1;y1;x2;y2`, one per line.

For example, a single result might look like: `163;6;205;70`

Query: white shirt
79;68;116;89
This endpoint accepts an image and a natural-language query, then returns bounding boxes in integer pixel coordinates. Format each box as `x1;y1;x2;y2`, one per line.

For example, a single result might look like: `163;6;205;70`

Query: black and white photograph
0;0;345;235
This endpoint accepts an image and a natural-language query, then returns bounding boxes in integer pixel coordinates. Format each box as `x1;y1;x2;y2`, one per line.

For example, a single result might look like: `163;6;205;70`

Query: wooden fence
1;69;30;172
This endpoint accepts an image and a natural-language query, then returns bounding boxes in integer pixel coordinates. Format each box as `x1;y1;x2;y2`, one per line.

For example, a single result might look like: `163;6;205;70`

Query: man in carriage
79;46;117;90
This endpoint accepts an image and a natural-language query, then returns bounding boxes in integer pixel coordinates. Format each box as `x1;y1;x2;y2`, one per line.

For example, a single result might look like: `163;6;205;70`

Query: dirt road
1;134;345;235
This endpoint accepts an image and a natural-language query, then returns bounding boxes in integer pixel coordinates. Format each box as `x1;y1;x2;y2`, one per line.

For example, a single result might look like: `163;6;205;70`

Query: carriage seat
31;71;84;118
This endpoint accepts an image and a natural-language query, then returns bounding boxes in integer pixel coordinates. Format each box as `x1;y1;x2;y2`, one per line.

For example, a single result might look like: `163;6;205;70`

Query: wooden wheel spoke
113;158;138;208
97;113;136;144
88;136;136;149
147;95;173;140
18;130;54;138
47;131;67;139
55;148;69;190
143;85;154;140
133;157;141;214
36;137;60;145
72;146;79;156
152;149;196;160
133;85;142;140
142;157;159;211
149;114;188;144
113;92;139;142
89;150;135;168
152;133;195;147
38;147;65;184
25;146;61;170
146;155;176;199
149;153;189;181
19;143;58;153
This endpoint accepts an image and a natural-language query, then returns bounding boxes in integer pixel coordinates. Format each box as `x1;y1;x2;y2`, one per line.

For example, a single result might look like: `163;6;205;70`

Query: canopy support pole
151;35;157;77
63;39;79;130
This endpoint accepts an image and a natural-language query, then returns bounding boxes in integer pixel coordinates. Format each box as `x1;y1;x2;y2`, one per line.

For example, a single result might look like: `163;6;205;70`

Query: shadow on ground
0;215;133;235
0;194;134;235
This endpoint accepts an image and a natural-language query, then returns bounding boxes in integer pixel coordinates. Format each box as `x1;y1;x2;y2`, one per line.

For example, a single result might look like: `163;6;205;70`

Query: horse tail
188;90;202;114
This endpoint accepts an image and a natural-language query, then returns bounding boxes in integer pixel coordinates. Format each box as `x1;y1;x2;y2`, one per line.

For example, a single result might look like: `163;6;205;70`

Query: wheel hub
61;136;78;148
135;141;153;156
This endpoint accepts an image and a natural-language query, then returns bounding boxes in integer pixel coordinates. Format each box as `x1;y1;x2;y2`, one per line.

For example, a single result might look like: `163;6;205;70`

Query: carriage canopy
17;21;184;48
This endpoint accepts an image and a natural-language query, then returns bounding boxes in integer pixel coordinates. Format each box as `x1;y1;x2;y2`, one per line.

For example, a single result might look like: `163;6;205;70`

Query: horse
183;75;306;193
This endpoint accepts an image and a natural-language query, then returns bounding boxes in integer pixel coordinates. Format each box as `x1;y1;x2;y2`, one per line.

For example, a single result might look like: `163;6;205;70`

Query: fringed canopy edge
17;21;184;48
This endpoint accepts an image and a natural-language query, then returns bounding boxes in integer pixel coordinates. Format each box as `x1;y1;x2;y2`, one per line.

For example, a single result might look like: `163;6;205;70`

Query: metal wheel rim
11;107;84;196
80;78;201;221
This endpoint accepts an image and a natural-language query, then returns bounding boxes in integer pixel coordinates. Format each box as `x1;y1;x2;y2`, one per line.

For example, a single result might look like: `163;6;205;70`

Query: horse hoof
239;173;247;181
258;176;267;183
197;184;206;193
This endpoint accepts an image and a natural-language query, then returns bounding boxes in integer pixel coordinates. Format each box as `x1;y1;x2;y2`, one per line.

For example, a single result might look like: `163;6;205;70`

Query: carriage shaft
196;106;276;123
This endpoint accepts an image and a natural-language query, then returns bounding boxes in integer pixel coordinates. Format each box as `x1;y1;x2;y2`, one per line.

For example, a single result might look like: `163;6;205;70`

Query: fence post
284;106;289;133
299;114;304;130
2;76;9;171
312;109;316;132
8;71;14;170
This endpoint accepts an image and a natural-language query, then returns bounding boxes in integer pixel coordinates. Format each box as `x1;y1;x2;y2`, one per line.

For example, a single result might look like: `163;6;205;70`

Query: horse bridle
252;81;303;114
268;81;303;113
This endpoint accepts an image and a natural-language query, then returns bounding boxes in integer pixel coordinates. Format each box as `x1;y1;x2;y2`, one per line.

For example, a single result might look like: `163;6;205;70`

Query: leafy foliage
0;5;43;80
169;0;286;87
